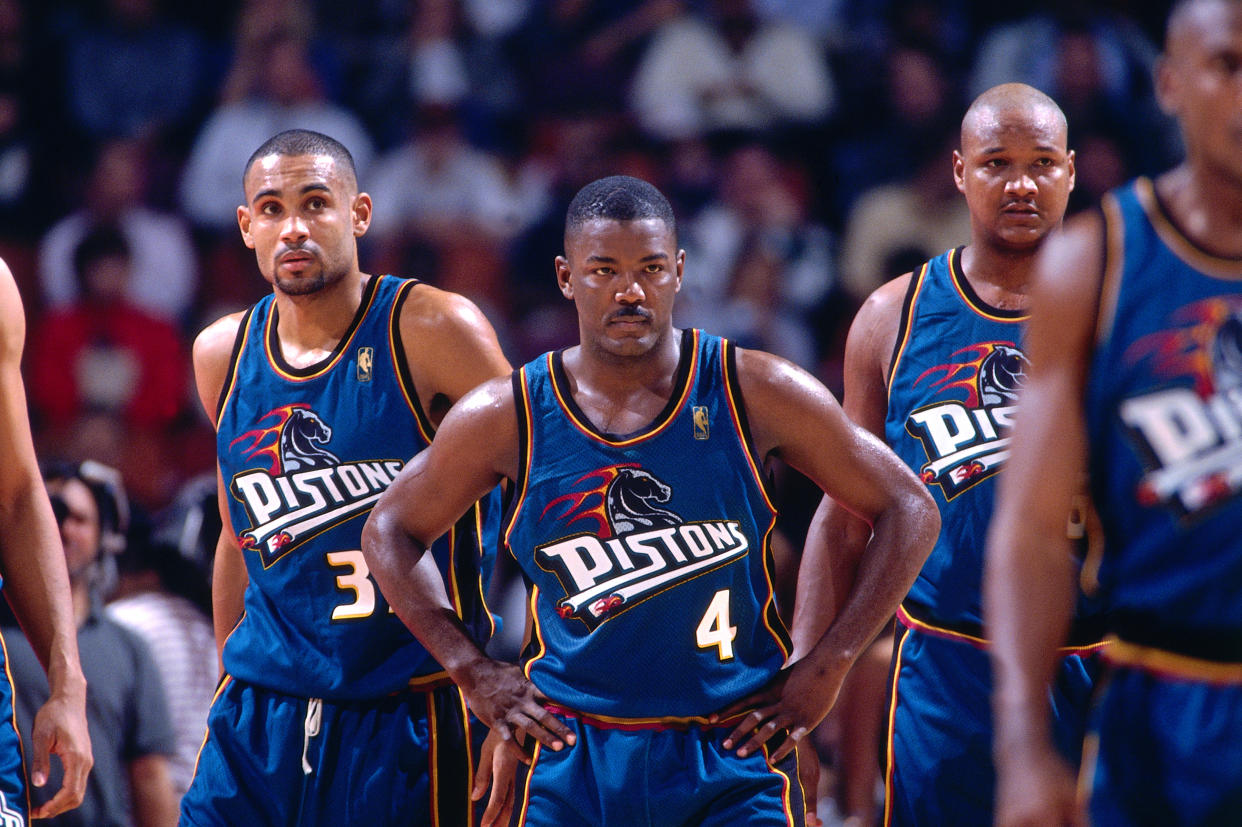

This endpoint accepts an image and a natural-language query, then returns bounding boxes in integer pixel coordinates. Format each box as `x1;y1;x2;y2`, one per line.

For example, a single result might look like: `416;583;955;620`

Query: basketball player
0;259;92;822
362;175;940;825
782;84;1102;826
987;2;1242;824
180;130;511;825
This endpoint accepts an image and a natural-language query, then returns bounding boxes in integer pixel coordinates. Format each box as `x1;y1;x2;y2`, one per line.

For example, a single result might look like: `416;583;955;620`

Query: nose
615;276;646;304
281;213;308;242
1005;173;1037;197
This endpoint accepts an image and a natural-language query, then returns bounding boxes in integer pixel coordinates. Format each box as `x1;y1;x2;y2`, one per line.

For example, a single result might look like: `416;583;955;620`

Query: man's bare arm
361;377;574;750
793;274;910;656
399;284;512;424
0;261;91;815
984;214;1104;827
191;314;248;660
721;339;938;759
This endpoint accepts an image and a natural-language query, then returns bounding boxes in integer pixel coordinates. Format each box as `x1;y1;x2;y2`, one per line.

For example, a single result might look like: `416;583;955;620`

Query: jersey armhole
215;305;255;424
1094;199;1121;347
389;279;438;443
722;340;779;507
500;368;531;561
886;263;925;391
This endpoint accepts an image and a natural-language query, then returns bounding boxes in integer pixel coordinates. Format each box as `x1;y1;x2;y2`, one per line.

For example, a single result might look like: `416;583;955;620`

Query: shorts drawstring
302;698;322;774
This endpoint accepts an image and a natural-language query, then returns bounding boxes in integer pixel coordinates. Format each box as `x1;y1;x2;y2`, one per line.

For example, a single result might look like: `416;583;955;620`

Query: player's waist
1105;611;1242;681
898;601;1109;654
541;703;754;732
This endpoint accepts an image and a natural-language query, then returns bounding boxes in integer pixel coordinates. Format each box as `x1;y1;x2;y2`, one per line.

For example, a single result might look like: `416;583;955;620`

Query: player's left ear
555;255;574;299
1066;149;1076;192
352;193;373;237
674;249;685;293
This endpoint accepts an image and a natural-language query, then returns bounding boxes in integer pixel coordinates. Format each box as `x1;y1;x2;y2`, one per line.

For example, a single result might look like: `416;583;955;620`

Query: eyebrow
981;144;1062;154
583;252;670;264
252;182;332;203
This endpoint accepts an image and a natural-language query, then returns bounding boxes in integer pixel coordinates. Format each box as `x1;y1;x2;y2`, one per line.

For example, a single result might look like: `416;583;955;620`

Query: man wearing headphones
2;462;179;827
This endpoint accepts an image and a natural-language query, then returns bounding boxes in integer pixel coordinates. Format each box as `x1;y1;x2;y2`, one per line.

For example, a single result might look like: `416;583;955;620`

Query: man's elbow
898;482;940;564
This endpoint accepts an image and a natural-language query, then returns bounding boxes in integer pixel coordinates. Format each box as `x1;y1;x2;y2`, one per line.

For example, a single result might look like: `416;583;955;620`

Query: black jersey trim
215;305;256;424
887;264;925;389
1140;176;1242;277
500;368;531;560
549;328;697;444
947;246;1026;321
265;272;381;379
390;279;437;440
722;339;778;506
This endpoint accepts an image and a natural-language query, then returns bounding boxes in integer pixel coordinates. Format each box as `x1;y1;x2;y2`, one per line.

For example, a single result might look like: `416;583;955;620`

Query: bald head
961;83;1068;151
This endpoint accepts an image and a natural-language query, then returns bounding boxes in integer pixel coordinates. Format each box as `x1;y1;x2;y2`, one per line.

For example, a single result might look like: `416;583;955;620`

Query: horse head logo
280;407;340;472
605;467;680;534
1212;310;1242;393
978;344;1029;406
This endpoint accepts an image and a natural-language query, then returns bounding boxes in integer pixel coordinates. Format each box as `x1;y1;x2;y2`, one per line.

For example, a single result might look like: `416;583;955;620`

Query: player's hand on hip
461;659;576;752
473;726;526;827
28;692;93;818
995;741;1086;827
714;657;845;763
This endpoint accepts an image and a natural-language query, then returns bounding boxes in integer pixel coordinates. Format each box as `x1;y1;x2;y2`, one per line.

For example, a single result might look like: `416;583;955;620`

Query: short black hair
72;223;130;283
564;175;675;246
242;129;358;190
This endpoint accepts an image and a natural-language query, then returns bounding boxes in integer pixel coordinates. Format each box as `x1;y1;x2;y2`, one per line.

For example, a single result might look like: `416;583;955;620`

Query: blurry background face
48;477;101;582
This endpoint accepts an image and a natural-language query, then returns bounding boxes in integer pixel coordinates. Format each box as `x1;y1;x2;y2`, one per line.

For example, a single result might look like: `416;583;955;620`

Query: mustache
276;242;320;261
607;307;653;322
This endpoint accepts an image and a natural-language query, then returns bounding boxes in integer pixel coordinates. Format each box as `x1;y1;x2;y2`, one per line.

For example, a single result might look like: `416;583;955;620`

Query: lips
1001;202;1039;216
277;250;316;269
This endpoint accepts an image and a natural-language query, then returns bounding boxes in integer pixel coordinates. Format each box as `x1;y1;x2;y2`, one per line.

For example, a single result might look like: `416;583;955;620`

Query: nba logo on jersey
693;406;710;440
356;347;373;382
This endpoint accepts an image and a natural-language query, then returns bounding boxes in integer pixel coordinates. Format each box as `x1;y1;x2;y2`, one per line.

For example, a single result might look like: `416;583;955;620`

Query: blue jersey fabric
513;715;803;826
1079;178;1242;824
215;274;493;700
885;246;1026;630
881;249;1102;826
504;329;790;721
181;677;476;827
1087;178;1242;642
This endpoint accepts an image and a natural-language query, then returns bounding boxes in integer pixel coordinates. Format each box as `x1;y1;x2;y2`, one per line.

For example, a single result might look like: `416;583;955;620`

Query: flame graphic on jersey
540;463;639;539
915;343;1007;407
228;403;307;475
1126;297;1242;397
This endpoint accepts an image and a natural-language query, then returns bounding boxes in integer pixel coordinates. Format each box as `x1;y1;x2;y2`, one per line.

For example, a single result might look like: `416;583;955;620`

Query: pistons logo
228;405;402;566
534;465;749;630
905;342;1028;499
1120;297;1242;517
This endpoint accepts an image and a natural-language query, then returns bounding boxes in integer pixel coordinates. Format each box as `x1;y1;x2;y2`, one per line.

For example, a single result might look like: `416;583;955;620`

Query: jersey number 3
696;589;737;661
326;550;379;620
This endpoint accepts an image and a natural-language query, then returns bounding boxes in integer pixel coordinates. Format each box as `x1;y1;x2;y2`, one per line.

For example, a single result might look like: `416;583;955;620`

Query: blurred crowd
4;0;1180;820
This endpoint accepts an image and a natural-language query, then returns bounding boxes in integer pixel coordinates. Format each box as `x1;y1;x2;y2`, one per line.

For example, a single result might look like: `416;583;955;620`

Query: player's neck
562;331;682;432
1156;164;1242;259
272;272;369;368
959;243;1033;312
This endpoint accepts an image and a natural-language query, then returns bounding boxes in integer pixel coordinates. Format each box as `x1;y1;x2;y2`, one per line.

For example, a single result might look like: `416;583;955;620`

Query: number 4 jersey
215;275;494;699
504;329;791;722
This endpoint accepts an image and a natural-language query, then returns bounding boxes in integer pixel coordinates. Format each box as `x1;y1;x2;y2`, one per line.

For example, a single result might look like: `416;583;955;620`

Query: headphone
45;459;130;598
